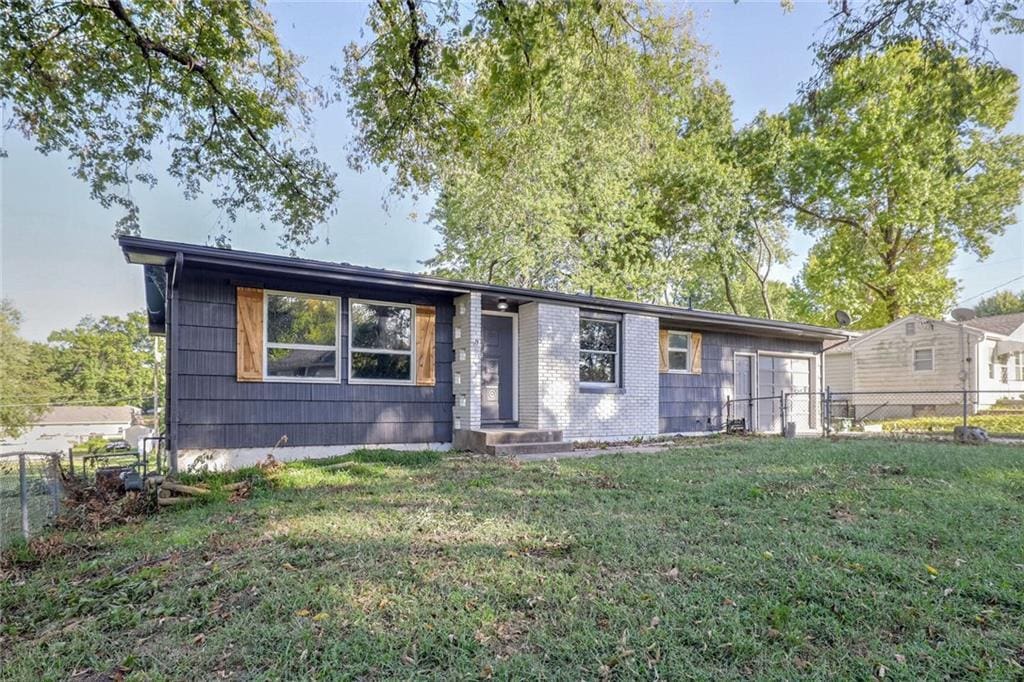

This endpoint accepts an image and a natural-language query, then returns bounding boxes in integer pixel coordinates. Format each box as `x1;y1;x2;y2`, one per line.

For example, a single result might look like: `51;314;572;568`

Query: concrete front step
485;441;570;456
453;428;564;452
479;428;563;445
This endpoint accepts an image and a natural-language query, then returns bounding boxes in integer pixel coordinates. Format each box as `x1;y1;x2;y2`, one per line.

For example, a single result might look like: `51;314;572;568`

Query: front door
481;314;515;424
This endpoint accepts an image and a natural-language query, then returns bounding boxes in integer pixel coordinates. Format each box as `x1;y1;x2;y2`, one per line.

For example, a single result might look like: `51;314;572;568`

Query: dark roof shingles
967;312;1024;336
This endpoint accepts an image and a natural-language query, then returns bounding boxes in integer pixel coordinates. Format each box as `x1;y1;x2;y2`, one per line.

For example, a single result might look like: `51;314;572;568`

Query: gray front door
734;354;754;430
481;314;514;423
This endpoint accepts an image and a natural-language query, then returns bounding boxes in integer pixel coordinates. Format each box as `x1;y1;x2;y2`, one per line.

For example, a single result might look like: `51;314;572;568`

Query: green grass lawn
2;439;1023;680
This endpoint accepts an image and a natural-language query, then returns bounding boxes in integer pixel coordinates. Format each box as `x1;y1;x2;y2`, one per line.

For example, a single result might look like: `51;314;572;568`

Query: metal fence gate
0;452;64;550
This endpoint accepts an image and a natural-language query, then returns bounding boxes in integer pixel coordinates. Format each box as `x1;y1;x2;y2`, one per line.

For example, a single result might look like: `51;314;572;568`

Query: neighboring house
824;313;1024;418
120;237;845;470
0;406;137;454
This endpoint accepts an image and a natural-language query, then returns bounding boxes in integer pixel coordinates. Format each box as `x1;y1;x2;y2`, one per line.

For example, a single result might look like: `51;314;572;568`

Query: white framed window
349;299;415;384
264;291;340;382
1016;352;1024;382
912;348;934;372
905;322;916;336
666;330;691;372
579;317;620;386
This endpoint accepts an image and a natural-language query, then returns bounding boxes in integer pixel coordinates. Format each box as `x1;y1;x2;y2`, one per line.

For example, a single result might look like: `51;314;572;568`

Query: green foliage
73;435;113;454
47;311;163;407
815;0;1024;75
781;43;1024;328
342;0;794;318
974;289;1024;317
882;412;1024;435
0;301;54;439
1;0;337;249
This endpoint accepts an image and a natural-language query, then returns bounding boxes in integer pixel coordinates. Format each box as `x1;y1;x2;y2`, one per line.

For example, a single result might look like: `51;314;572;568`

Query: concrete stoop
453;427;567;456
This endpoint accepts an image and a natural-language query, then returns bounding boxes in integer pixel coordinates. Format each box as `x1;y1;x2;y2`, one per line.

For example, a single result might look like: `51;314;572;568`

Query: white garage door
757;356;812;433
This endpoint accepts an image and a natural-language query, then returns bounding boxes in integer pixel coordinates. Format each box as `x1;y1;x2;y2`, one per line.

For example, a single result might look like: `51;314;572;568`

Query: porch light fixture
496;297;509;311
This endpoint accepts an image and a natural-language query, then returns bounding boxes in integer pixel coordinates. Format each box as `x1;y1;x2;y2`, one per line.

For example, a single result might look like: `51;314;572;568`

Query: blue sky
1;1;1021;341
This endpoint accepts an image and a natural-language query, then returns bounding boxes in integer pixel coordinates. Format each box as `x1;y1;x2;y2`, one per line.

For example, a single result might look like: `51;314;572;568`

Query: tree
0;301;54;440
343;0;792;315
778;43;1024;328
1;0;337;249
47;311;163;408
975;289;1024;317
815;0;1023;75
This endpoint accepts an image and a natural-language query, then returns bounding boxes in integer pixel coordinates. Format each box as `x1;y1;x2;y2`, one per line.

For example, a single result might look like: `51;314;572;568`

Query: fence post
19;454;30;541
779;391;786;436
962;387;968;429
48;455;62;518
824;386;832;436
726;395;731;431
68;446;74;478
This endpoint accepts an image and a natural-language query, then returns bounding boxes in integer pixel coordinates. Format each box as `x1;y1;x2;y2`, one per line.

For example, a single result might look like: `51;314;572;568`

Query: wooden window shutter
415;305;436;386
236;287;264;382
659;329;670;373
690;332;703;375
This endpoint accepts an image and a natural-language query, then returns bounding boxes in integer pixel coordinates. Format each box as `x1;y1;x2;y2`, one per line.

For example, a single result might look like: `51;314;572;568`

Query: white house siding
518;302;659;440
975;336;1024;409
0;423;129;455
835;317;973;419
823;351;854;393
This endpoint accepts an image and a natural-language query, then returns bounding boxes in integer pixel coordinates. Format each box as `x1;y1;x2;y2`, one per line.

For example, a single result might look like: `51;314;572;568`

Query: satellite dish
834;310;853;328
951;307;976;322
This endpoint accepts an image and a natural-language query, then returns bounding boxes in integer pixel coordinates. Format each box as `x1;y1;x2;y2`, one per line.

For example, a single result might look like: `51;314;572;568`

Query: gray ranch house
120;237;844;470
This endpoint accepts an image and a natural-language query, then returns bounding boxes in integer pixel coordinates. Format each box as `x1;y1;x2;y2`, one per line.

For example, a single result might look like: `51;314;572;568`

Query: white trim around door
481;310;519;423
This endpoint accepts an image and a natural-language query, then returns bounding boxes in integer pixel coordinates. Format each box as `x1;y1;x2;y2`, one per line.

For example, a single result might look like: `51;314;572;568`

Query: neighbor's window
905;322;916;336
349;300;414;382
265;292;339;380
579;318;620;385
666;330;691;372
912;348;933;372
1016;353;1024;381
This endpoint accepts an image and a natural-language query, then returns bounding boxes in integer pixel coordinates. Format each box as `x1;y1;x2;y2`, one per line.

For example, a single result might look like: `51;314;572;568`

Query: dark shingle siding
173;269;454;450
658;332;820;433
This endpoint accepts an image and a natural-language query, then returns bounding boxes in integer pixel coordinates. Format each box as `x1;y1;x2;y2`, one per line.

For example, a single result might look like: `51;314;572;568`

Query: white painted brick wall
452;292;481;430
519;302;659;439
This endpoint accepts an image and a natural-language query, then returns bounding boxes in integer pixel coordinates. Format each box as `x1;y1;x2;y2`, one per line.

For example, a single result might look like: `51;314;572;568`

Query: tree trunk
759;281;774;320
720;270;740;315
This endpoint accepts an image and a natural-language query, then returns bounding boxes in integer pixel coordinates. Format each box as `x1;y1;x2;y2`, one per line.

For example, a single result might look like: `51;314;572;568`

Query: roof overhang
995;338;1024;355
119;236;848;342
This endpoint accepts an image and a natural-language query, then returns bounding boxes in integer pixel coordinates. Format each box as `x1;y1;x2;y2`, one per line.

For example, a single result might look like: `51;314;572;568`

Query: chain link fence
825;389;1024;438
1;452;64;550
724;390;1024;439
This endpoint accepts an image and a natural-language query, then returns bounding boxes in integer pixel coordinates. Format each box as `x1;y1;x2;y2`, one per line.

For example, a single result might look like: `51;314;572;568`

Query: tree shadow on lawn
4;443;1024;679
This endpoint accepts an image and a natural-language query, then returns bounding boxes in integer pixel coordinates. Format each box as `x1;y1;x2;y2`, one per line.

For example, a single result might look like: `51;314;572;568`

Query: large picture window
349;300;414;382
265;292;339;380
579;318;620;386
